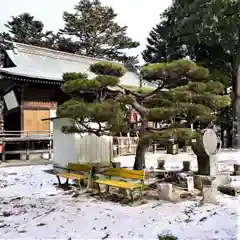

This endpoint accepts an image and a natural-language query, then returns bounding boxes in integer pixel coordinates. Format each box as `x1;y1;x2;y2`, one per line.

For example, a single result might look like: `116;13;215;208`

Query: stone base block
20;153;42;161
201;185;218;204
157;183;173;201
215;173;231;186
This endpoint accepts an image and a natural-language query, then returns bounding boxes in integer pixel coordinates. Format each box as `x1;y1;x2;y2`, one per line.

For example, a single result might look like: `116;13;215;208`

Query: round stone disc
202;129;218;156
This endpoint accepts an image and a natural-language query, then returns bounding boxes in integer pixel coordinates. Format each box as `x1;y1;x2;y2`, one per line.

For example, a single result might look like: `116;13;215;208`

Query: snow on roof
0;42;141;86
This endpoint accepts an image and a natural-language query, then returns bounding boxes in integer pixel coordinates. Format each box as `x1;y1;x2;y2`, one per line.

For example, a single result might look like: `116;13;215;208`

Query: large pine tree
57;59;229;173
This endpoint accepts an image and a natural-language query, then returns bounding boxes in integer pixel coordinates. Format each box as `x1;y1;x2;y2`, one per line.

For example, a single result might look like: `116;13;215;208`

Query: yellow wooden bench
94;168;145;203
55;163;92;191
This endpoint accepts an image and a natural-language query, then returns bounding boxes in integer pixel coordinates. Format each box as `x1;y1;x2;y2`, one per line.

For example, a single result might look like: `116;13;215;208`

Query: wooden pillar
0;100;4;132
1;141;5;162
0;100;4;162
20;86;25;134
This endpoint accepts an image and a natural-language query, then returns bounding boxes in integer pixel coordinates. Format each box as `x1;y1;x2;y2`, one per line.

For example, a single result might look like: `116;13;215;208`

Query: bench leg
78;180;83;192
124;189;128;198
139;187;143;200
56;176;70;188
106;185;110;194
56;176;62;186
96;183;102;197
87;177;91;189
65;178;69;186
129;190;134;204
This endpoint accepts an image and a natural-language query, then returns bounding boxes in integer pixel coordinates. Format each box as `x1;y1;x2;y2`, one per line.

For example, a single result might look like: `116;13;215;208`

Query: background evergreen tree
1;1;139;68
59;0;139;66
57;59;229;173
142;4;185;63
4;13;46;46
142;0;239;147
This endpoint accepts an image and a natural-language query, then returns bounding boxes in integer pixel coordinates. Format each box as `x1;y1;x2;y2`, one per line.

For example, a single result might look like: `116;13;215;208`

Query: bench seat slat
104;168;145;180
95;179;143;189
56;172;87;180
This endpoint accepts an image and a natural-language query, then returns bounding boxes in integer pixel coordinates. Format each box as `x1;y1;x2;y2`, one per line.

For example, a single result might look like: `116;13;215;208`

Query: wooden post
233;164;240;176
0;100;4;163
2;140;5;162
26;141;30;161
182;161;191;172
157;160;165;170
49;139;53;160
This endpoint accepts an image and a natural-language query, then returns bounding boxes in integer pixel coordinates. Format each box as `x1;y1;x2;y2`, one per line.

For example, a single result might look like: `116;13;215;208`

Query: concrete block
157;183;173;201
215;173;231;186
201;184;218;204
20;153;42;161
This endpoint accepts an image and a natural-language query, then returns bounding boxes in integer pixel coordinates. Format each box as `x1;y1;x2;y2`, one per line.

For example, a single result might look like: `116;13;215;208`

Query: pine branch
144;83;166;99
117;82;165;100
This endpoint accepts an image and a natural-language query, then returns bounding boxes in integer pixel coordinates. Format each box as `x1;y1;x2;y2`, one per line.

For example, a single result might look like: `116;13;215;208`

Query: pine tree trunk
133;144;146;170
192;136;211;175
220;122;224;148
232;56;240;149
133;117;148;170
197;154;210;175
227;127;232;148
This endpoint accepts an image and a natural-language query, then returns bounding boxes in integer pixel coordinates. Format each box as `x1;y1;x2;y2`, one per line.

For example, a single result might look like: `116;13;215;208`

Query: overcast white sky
0;0;172;61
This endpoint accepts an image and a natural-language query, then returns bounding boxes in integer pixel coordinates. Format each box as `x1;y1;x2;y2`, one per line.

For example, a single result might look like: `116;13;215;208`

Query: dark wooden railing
0;130;53;162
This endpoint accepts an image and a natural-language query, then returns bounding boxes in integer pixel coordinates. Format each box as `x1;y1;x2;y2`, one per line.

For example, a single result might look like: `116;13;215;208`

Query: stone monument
192;128;220;204
192;128;220;176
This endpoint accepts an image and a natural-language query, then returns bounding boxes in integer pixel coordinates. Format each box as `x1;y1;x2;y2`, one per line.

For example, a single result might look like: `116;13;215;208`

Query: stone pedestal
210;155;218;176
157;183;173;201
215;173;231;186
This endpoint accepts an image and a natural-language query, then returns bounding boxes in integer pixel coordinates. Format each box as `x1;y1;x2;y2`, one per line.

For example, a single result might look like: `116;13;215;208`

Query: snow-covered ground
0;164;239;239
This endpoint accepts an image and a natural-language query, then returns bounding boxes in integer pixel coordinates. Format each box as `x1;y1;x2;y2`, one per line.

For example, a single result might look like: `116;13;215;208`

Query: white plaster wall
52;118;113;168
50;109;56;132
52;118;78;167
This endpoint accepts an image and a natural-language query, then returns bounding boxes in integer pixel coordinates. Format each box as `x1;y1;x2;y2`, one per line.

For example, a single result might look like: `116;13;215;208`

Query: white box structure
52;118;113;168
